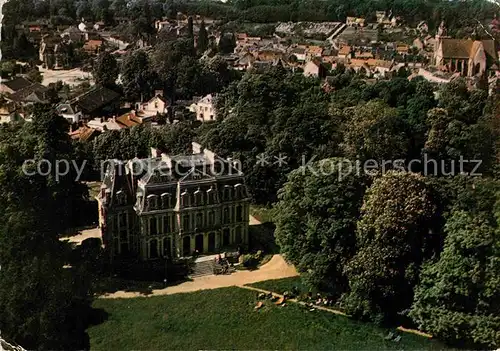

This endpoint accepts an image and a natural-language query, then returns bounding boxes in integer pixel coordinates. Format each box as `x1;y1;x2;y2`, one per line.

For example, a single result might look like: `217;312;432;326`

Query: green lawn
88;287;445;350
248;276;307;295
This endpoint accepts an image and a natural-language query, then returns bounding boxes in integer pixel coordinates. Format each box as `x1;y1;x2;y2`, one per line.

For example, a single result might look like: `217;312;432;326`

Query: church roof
440;39;473;58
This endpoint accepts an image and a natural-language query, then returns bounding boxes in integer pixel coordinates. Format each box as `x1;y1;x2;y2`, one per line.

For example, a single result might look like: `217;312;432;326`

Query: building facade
97;143;250;261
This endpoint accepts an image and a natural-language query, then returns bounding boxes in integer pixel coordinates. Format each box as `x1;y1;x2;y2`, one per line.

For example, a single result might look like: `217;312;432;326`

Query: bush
239;254;259;269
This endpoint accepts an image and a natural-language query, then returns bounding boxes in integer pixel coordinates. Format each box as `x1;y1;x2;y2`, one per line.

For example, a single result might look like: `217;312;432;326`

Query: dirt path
100;254;298;299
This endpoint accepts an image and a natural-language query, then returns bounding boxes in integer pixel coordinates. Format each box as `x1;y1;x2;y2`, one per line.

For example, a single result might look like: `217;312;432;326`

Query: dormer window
207;187;215;204
223;185;232;201
194;189;203;206
146;194;158;211
161;192;171;209
234;184;244;199
181;191;190;207
116;190;126;205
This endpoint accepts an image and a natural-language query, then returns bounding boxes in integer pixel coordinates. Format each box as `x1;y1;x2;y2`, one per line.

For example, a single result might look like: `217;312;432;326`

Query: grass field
88;286;445;350
248;276;306;294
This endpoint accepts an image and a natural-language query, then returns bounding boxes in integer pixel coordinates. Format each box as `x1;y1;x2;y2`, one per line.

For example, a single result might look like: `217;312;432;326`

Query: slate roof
8;83;48;103
73;86;120;114
2;77;32;92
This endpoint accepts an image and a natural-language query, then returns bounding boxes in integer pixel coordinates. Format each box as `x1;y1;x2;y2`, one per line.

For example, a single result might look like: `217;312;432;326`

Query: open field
88;286;445;350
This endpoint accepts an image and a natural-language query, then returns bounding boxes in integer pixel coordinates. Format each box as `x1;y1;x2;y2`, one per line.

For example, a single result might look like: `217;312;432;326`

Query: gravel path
100;254;298;299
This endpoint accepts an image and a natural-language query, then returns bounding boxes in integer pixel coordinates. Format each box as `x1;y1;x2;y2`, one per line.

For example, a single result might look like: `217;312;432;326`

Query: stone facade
97;143;250;261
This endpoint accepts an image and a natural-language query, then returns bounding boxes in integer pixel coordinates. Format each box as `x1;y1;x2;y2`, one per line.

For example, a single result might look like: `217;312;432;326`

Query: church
433;21;499;77
97;143;251;261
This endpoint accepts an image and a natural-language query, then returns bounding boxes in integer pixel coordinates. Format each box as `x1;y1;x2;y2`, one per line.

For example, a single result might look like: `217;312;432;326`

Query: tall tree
342;171;438;323
0;106;92;350
410;180;500;349
275;158;366;294
92;51;118;89
196;20;209;54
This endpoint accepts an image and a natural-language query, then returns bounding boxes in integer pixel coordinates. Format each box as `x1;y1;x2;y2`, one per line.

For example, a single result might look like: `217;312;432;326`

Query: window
236;205;243;222
116;190;126;205
194;190;203;206
161;193;171;209
163;216;170;233
210;115;214;120
208;211;215;226
119;213;127;227
207;188;215;204
235;184;244;199
196;213;203;228
183;214;190;231
147;195;158;210
223;207;230;224
150;217;157;235
223;186;232;201
181;191;190;207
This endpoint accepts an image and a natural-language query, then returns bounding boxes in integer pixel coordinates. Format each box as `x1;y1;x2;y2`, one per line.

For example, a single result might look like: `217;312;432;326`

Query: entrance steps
190;256;216;278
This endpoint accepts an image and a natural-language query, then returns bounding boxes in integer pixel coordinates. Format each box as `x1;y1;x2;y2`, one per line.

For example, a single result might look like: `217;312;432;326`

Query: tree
410;181;500;349
342;99;409;162
92;51;118;89
197;20;209;54
0;106;93;349
342;171;438;323
275;158;366;294
187;16;194;40
218;32;236;54
121;50;155;102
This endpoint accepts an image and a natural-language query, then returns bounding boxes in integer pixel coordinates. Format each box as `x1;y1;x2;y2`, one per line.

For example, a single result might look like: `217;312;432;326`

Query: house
236;52;255;70
69;126;99;142
306;46;323;59
354;50;373;59
291;47;306;62
71;86;121;118
135;93;169;117
0;99;22;123
39;35;67;69
303;59;327;78
413;38;424;51
346;17;365;27
433;22;498;77
195;94;216;122
83;39;104;54
97;142;251;260
56;103;83;124
61;26;84;42
321;48;337;63
396;43;409;55
87;117;123;131
7;83;49;105
337;45;352;59
0;77;32;94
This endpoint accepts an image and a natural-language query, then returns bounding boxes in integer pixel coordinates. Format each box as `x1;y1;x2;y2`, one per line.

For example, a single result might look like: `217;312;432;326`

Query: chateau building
97;143;250;260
